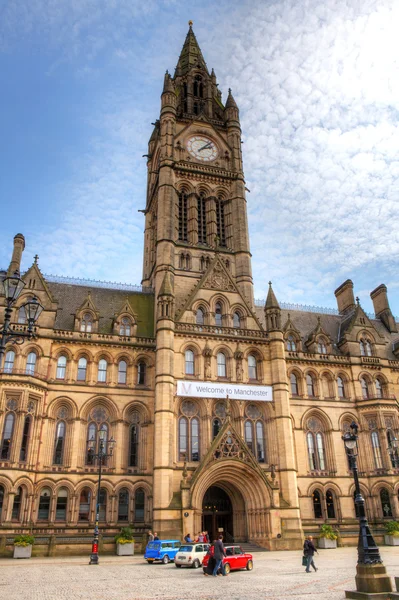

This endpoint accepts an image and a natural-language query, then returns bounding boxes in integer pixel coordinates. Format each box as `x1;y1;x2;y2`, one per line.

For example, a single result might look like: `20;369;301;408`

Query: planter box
13;545;33;559
318;537;337;549
116;542;134;556
384;535;399;546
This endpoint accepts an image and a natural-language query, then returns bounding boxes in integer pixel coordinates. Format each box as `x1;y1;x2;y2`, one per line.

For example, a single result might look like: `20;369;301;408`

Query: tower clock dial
187;136;218;162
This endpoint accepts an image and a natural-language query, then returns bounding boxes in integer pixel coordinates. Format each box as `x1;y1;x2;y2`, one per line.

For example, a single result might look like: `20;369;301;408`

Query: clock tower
142;21;254;310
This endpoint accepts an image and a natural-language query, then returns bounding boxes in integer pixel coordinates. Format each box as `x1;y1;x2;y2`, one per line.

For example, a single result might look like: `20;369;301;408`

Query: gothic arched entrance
202;485;234;542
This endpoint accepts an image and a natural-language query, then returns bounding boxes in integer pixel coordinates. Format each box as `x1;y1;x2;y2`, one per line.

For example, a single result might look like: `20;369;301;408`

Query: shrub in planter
384;520;399;546
318;524;338;549
13;534;35;559
115;527;134;556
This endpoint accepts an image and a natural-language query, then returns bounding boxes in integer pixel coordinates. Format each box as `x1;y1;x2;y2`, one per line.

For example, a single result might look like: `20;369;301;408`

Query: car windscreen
178;545;193;552
147;542;160;549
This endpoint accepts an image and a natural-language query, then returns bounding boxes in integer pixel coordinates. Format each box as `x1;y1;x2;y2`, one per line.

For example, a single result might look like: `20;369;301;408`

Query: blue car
145;540;181;564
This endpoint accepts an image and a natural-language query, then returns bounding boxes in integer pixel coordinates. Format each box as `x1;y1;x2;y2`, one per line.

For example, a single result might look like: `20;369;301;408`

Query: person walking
303;535;318;573
212;534;227;576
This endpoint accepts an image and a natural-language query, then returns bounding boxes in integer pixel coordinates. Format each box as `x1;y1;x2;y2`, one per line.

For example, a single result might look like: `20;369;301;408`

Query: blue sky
1;0;398;316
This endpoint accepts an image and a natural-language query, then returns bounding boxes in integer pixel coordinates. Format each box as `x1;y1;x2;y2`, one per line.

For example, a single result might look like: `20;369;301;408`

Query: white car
174;543;210;568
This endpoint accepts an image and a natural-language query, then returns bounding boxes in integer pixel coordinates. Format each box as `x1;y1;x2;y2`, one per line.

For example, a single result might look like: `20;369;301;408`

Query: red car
202;544;253;575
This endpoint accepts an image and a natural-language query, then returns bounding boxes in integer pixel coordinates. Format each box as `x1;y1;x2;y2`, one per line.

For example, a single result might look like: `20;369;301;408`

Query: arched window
19;415;31;462
233;312;240;328
118;360;127;384
306;418;326;471
286;335;296;351
53;420;66;465
366;340;373;356
217;352;226;377
12;486;22;521
25;352;37;375
99;488;107;521
178;191;188;242
375;378;383;399
244;405;266;463
185;349;195;376
81;313;93;333
77;357;87;381
196;308;205;325
244;421;253;451
78;488;91;521
97;359;107;383
212;418;221;439
312;490;323;518
38;487;51;520
1;412;15;460
197;193;207;244
137;362;146;385
193;74;203;98
56;355;67;380
360;377;369;399
380;488;392;518
55;488;68;521
120;317;131;336
256;421;266;463
248;355;257;380
129;419;139;467
178;401;200;462
86;422;97;465
290;373;299;396
118;488;129;521
4;350;15;373
216;197;226;246
326;489;336;519
18;305;27;324
371;431;383;469
306;374;316;397
337;377;345;399
360;338;373;357
317;338;327;354
134;488;145;522
0;485;4;521
86;420;109;466
215;303;223;327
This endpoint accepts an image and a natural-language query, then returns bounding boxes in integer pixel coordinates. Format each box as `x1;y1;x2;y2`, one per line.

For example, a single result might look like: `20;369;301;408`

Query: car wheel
246;559;253;571
224;563;231;575
175;563;182;568
147;560;153;564
162;555;170;564
193;559;200;569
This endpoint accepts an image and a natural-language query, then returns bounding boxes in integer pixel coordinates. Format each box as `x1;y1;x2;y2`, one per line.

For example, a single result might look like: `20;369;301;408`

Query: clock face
187;136;218;162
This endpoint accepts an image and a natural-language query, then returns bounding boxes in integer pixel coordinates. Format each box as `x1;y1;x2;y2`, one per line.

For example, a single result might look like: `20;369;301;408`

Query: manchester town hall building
0;25;399;556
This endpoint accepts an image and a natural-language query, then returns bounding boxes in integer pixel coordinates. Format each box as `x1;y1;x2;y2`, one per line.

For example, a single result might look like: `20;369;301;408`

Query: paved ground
0;547;398;600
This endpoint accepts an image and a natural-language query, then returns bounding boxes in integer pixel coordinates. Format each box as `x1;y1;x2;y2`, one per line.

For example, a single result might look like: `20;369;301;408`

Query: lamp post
0;271;43;367
87;429;116;565
342;421;393;598
387;435;399;469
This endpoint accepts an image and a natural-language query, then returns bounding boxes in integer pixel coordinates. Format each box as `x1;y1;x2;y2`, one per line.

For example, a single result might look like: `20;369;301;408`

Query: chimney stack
334;279;355;314
370;284;397;333
7;233;25;275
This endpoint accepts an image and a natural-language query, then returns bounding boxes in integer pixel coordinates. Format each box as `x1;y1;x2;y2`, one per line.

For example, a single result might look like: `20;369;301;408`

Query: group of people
147;531;159;542
183;531;210;543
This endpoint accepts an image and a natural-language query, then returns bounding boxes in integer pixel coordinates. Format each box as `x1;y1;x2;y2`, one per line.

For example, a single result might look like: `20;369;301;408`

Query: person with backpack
303;535;318;573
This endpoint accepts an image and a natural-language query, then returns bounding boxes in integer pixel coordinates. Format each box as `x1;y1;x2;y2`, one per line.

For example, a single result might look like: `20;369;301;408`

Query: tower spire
174;22;209;77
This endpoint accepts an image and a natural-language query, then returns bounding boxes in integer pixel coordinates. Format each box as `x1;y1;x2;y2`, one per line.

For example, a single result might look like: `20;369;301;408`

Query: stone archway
202;484;246;542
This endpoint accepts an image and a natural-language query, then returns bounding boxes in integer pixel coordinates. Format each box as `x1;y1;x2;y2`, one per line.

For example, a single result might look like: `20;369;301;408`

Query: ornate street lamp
342;421;392;598
0;271;44;366
87;429;116;565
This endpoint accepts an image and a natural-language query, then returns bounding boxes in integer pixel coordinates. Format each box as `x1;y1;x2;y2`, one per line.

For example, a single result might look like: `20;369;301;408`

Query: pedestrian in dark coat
303;536;318;573
212;535;227;576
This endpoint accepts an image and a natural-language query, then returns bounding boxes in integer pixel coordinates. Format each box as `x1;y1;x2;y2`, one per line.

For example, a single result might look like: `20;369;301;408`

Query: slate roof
47;282;155;338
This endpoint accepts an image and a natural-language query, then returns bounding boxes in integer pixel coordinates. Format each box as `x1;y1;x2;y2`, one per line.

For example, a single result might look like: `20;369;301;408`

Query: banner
176;380;273;401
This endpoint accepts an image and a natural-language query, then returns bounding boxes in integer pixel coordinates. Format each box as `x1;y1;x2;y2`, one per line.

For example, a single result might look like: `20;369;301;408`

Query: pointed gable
305;316;332;352
174;22;209;77
22;261;56;305
112;297;138;336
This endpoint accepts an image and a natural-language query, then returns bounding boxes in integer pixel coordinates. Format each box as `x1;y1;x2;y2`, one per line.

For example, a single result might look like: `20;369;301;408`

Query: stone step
239;542;267;553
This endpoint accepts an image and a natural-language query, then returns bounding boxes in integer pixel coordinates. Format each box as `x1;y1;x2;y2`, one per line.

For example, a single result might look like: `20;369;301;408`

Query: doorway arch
202;484;246;542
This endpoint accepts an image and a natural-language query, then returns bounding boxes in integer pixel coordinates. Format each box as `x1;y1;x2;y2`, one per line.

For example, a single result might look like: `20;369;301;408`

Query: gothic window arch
178;400;200;462
185;349;195;376
80;313;93;333
56;355;67;380
198;193;207;244
1;411;16;460
38;487;51;521
137;361;146;385
375;377;385;399
193;74;204;98
360;376;370;399
248;354;258;380
18;305;27;324
306;373;317;397
134;488;145;522
233;312;241;329
78;488;91;521
337;376;345;399
371;430;383;469
77;357;88;381
19;415;32;462
286;334;297;351
306;417;326;471
178;191;188;242
128;411;140;468
196;307;205;325
119;317;132;336
359;337;373;357
312;489;323;518
4;350;15;373
326;489;336;519
215;302;223;326
12;486;23;521
97;358;108;383
216;196;226;246
53;420;66;465
290;372;299;396
317;337;328;354
380;488;392;518
26;351;37;375
86;408;110;466
55;488;68;521
217;352;227;377
118;488;129;522
118;360;128;384
244;404;266;463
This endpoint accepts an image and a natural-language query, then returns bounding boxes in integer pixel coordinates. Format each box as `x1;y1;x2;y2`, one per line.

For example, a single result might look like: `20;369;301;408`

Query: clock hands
198;141;212;152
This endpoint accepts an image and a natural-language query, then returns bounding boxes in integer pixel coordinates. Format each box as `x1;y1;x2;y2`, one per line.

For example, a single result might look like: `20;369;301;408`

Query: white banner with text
176;380;273;401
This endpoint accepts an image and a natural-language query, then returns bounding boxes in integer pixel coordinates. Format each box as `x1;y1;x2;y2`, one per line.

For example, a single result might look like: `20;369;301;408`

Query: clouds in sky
0;0;398;315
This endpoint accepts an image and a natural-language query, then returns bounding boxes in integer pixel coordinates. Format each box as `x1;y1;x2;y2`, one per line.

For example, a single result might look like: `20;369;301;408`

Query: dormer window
360;338;373;357
286;335;296;351
81;313;92;333
317;338;327;354
120;317;131;336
